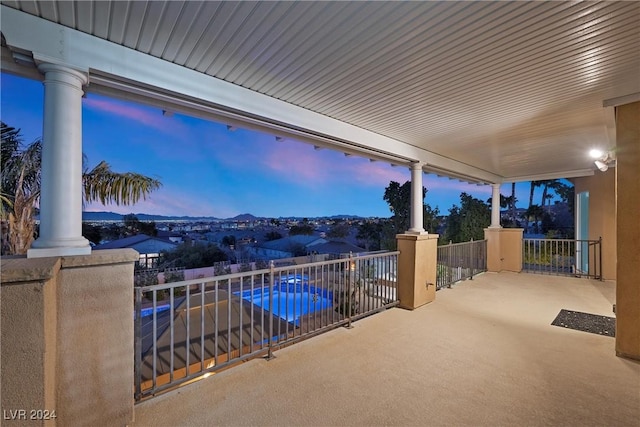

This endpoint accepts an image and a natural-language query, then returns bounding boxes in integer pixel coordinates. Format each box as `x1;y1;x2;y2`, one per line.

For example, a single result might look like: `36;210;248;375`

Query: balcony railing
522;238;602;279
436;239;487;290
134;251;399;401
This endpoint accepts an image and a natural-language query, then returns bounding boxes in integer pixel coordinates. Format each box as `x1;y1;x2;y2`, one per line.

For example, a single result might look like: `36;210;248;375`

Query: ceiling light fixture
589;149;604;159
591;149;616;172
594;160;609;172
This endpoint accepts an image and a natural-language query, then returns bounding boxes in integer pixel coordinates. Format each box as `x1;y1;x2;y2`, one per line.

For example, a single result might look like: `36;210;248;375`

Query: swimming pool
140;303;171;317
235;280;333;325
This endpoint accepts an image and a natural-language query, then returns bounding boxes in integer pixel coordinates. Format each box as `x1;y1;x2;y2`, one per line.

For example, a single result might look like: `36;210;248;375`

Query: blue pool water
235;278;333;324
140;304;171;317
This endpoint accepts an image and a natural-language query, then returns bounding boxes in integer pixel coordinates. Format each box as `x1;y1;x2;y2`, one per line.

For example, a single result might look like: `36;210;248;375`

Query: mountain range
82;211;364;221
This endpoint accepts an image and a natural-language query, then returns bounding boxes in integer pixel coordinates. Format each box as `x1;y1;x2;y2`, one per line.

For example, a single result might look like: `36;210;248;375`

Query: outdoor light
594;160;609;172
591;149;616;172
589;149;605;159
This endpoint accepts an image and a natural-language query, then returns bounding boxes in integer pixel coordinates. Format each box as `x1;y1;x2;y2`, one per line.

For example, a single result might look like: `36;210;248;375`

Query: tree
264;231;282;241
444;193;490;243
327;220;350;238
382;180;440;249
356;221;383;251
1;122;162;255
1;124;42;254
122;214;157;237
289;223;314;236
528;181;545;210
525;205;544;234
553;181;575;215
82;223;102;245
160;242;227;269
443;206;461;243
383;181;415;233
221;235;237;247
383;180;440;234
487;193;517;227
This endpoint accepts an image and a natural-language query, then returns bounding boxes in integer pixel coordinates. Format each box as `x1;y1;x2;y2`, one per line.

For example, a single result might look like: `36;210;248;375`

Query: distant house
156;230;184;244
94;234;179;268
251;235;326;259
310;240;366;256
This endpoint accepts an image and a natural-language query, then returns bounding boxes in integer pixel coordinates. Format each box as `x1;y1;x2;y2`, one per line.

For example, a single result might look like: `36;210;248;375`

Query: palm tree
528;180;544;209
1;123;42;254
1;122;162;255
510;182;517;226
525;205;544;234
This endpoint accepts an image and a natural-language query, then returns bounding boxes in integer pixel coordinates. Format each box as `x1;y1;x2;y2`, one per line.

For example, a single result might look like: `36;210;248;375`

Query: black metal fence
522;238;602;279
436;239;487;290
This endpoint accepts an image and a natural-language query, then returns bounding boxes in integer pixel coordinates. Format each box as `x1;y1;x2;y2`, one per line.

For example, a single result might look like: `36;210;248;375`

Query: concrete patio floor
133;272;639;427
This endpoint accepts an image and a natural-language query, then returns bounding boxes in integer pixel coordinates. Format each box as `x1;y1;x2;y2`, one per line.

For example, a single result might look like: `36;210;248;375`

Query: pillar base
396;233;439;309
28;245;91;258
406;229;429;235
484;228;523;272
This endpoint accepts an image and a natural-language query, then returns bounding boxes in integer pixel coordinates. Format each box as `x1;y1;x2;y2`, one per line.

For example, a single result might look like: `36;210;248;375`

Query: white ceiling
2;1;639;182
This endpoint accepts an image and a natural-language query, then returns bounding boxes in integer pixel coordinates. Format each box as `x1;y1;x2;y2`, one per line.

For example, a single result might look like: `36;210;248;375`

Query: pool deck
134;272;640;427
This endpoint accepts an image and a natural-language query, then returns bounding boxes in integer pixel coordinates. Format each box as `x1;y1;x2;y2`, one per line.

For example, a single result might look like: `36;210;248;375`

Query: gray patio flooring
133;271;639;427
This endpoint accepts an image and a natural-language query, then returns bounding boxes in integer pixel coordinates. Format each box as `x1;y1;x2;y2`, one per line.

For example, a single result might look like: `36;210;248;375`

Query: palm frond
83;161;162;206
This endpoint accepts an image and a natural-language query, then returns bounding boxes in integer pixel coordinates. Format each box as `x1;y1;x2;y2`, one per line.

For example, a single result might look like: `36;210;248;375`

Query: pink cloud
347;160;410;186
256;139;413;188
83;187;230;218
260;141;333;184
83;96;181;135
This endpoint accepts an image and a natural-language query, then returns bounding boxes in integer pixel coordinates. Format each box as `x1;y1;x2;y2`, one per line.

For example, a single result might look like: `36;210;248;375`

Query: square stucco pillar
396;233;439;309
55;249;139;426
1;249;139;426
615;101;640;361
484;228;523;272
1;257;61;426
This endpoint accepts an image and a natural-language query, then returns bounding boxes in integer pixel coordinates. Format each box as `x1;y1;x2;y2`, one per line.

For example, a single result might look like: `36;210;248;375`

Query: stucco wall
0;249;139;426
573;169;616;280
615;101;640;360
55;250;138;426
1;257;60;427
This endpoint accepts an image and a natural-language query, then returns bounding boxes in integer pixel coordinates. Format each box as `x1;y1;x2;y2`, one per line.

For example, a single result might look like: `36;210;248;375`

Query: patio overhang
3;1;638;184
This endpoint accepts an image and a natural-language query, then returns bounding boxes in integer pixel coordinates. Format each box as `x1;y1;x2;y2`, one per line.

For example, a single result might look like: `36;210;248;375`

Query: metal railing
436;239;487;290
522;238;602;279
134;251;399;401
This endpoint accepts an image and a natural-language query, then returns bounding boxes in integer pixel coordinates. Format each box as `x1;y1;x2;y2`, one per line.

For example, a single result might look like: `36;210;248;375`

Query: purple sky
2;72;552;218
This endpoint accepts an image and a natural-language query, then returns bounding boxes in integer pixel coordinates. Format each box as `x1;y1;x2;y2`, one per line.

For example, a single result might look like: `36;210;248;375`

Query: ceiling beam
603;92;640;108
503;169;595;183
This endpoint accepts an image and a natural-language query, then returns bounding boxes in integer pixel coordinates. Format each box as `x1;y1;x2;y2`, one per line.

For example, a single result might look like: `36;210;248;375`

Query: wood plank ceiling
2;1;639;180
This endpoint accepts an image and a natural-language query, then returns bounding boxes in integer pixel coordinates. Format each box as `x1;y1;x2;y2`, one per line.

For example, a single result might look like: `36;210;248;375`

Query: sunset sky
2;72;547;218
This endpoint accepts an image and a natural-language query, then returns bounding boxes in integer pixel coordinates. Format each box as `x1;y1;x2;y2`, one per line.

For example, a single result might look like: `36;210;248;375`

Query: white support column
490;183;502;228
408;162;426;234
28;63;91;258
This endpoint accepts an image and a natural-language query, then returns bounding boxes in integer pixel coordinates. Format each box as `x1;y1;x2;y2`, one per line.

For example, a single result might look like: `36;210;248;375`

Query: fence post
267;260;276;360
134;287;142;401
598;236;603;281
470;239;475;280
346;252;354;329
